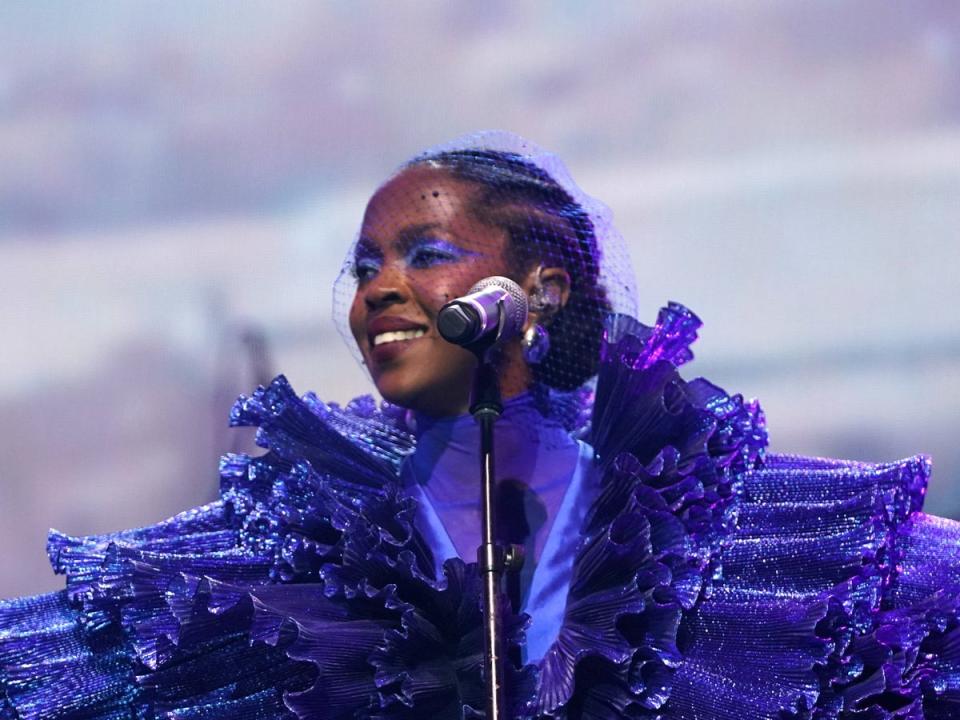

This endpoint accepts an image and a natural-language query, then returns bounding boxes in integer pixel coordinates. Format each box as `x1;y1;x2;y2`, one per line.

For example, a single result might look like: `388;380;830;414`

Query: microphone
437;276;528;348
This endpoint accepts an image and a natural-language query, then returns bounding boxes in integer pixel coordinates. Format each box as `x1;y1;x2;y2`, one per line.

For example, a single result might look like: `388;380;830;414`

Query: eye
409;246;457;268
405;238;474;269
352;256;381;282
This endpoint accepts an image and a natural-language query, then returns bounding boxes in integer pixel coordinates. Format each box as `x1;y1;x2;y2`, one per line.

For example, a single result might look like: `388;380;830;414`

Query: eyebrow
394;223;445;252
353;236;383;260
357;223;481;260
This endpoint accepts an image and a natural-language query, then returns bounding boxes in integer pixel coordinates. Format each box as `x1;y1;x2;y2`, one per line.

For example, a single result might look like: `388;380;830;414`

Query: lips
373;328;426;346
366;315;430;363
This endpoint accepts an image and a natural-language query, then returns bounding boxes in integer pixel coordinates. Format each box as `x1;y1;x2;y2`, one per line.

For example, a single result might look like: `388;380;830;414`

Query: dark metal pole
471;360;506;720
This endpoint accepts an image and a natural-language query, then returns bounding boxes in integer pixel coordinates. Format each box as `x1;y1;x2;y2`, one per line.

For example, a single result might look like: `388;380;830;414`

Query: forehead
362;166;488;237
357;166;523;269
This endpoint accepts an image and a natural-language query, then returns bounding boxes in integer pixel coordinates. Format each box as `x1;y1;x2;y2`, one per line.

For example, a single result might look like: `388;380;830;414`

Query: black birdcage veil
333;130;638;399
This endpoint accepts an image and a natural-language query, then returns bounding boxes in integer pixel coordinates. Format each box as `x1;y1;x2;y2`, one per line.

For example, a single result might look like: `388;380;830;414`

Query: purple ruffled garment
1;302;960;720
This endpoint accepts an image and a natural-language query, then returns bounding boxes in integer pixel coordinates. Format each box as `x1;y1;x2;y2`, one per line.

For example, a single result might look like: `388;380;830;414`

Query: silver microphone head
468;276;528;340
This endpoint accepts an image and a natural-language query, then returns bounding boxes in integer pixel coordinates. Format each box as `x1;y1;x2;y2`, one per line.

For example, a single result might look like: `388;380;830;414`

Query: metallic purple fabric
1;303;959;719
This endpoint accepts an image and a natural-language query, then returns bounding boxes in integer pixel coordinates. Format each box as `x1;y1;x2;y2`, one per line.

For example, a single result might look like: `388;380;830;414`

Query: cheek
412;264;500;312
405;275;458;317
348;296;365;347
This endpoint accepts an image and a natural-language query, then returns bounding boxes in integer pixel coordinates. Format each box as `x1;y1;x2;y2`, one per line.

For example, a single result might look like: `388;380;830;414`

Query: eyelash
408;245;458;268
353;240;466;281
352;258;381;281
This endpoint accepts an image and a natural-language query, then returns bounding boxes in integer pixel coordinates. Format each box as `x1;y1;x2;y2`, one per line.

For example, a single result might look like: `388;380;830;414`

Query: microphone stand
438;279;528;720
470;355;506;720
469;349;523;720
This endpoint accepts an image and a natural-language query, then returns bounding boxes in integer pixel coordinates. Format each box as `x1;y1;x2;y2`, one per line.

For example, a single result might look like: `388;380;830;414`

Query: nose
363;264;409;311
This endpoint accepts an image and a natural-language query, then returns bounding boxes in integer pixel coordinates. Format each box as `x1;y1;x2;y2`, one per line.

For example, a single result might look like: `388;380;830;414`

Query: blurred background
2;0;959;597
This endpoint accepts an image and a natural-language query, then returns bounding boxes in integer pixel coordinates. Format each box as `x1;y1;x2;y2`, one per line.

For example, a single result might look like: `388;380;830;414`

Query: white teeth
373;329;426;346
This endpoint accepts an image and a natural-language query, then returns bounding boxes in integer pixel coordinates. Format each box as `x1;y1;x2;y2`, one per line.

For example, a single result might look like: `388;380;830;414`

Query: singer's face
349;166;531;417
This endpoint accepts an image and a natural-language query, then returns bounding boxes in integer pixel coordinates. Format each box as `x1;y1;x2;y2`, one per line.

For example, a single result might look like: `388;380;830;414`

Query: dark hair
407;149;611;390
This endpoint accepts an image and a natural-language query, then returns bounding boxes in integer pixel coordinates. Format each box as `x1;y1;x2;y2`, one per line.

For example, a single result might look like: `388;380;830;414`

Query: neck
410;344;533;418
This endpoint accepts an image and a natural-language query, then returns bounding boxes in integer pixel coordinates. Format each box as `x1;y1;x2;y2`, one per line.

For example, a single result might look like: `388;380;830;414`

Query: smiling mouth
372;328;427;346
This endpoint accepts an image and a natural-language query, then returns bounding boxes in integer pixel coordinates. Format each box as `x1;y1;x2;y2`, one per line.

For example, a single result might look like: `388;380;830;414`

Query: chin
375;382;419;411
372;370;429;410
374;370;471;417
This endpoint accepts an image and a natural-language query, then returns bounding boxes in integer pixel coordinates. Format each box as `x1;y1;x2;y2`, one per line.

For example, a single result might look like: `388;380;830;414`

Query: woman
2;132;959;719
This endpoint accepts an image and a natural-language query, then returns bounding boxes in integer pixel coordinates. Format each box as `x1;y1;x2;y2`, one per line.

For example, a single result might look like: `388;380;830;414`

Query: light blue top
399;393;599;662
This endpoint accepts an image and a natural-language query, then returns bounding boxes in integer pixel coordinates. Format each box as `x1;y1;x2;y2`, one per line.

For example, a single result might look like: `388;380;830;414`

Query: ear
522;265;571;329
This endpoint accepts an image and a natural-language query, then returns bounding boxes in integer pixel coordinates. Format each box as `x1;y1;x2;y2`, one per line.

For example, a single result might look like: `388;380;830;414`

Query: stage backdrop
1;0;958;596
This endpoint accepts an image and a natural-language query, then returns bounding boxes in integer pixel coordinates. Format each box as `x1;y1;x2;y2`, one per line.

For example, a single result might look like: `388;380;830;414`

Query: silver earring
528;285;560;315
522;323;550;364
